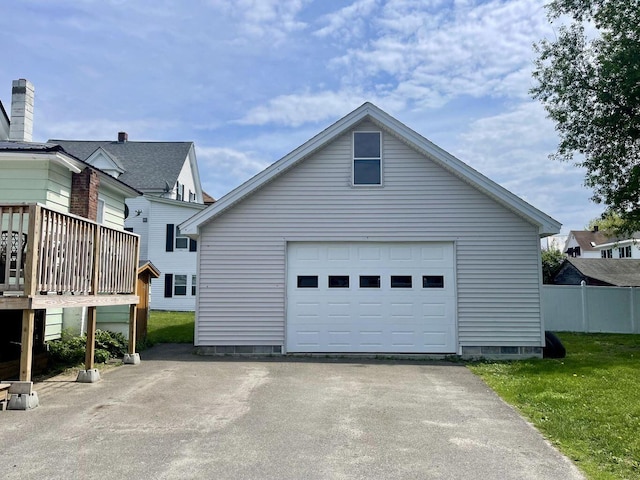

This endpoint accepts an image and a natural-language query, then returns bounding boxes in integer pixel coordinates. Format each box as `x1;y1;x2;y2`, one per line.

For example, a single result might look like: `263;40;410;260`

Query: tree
585;212;624;235
541;248;566;284
531;0;640;235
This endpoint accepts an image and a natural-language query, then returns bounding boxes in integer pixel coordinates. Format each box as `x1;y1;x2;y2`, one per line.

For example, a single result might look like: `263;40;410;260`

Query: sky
1;0;605;234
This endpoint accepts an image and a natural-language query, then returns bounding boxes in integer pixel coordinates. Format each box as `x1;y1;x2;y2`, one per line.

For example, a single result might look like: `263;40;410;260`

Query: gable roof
88;146;126;173
180;102;561;236
557;258;640;287
565;230;612;253
48;139;193;193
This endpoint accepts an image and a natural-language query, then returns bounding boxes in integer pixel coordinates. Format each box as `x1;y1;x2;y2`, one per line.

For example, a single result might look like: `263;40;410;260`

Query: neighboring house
0;79;141;382
563;229;611;258
180;102;561;358
554;258;640;286
50;135;207;311
591;235;640;259
125;195;205;310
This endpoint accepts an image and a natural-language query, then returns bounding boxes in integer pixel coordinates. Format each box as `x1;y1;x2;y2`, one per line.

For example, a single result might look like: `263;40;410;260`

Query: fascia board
180;106;370;234
180;102;561;237
365;109;561;236
187;144;205;203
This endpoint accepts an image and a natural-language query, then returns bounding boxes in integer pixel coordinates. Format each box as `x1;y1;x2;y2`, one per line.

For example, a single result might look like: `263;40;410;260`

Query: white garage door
286;242;456;353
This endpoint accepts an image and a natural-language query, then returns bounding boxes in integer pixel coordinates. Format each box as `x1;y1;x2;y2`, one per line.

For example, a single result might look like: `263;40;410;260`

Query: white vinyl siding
196;121;543;349
144;199;203;311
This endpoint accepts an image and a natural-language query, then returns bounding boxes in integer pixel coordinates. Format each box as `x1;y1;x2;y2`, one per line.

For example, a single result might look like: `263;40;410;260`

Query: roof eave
180;102;561;236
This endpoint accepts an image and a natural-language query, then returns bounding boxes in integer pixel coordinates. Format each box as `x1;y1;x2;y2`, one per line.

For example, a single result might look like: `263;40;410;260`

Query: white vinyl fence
542;285;640;333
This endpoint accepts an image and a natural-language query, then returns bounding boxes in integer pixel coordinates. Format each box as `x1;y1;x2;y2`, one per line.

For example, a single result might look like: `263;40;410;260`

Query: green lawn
146;310;195;344
469;333;640;480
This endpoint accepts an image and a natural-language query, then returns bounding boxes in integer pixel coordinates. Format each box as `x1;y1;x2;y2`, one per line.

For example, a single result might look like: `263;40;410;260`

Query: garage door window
423;275;444;288
353;132;381;185
297;276;318;288
359;275;380;288
329;275;349;288
391;276;412;288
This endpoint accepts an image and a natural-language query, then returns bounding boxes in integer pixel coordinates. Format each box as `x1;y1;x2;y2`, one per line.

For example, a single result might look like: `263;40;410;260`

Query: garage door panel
287;242;457;353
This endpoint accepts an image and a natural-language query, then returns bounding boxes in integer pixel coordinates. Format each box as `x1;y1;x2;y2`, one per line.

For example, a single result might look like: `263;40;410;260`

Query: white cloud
207;0;309;44
196;146;272;197
313;0;379;41
452;101;602;231
236;90;369;127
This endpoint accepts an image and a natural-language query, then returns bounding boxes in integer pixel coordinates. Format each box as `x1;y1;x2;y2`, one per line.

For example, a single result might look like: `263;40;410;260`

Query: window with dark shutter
166;224;174;252
189;238;197;252
164;274;173;297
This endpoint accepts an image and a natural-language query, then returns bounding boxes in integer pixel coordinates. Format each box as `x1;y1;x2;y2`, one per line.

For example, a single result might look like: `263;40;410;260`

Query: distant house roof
565;230;612;254
48;139;194;193
202;191;216;205
555;258;640;287
0;140;141;197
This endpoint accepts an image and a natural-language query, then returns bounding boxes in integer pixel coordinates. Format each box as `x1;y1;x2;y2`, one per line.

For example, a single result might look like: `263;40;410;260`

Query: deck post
84;306;97;370
77;224;101;383
19;309;35;382
128;304;137;355
124;235;141;365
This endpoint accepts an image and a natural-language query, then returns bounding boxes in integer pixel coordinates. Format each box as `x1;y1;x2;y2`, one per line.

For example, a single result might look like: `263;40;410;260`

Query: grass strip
469;333;640;480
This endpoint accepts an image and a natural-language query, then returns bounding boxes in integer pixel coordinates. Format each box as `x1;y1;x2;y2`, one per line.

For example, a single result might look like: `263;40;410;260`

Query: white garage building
181;103;561;358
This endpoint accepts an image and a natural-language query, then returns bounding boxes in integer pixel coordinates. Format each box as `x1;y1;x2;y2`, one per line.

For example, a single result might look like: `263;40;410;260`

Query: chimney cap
118;131;128;142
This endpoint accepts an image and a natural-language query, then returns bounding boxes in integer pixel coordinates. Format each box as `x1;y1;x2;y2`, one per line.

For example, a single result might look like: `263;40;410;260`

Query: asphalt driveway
0;344;584;480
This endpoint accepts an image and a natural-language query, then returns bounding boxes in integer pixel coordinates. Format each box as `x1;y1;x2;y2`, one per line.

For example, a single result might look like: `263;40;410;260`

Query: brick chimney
118;131;128;142
70;168;100;220
9;79;34;142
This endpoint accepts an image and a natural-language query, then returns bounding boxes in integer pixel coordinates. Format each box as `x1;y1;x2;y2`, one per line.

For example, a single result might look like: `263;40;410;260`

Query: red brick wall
70;168;100;220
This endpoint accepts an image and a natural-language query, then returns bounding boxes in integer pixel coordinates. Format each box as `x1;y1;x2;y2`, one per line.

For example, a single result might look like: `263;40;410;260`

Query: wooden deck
1;203;140;381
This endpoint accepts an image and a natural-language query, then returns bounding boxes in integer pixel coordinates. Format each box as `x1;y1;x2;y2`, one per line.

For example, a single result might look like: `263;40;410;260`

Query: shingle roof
564;258;640;286
48;139;193;192
565;230;612;252
0;141;64;152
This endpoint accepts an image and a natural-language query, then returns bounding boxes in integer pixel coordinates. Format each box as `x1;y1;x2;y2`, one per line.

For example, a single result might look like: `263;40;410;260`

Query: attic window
353;132;381;186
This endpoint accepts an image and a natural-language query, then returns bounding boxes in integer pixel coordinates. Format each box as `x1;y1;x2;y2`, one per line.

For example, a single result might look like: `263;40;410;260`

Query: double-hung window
353;132;382;186
175;226;188;249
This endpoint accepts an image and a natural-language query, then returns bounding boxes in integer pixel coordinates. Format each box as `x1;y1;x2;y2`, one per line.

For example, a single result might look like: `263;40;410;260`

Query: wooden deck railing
1;204;138;296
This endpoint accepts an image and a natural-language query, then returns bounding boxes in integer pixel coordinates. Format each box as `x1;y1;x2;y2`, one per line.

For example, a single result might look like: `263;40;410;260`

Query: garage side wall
196;122;542;353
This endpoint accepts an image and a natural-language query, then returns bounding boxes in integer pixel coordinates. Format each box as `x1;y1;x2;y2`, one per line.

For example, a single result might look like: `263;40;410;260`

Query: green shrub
48;330;128;367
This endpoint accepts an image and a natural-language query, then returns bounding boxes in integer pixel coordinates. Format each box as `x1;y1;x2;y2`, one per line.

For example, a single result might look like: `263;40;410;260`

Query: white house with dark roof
51;135;208;311
181;103;561;358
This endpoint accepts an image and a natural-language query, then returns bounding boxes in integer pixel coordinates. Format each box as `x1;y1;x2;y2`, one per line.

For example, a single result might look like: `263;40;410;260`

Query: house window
601;249;612;258
359;275;380;288
175;226;188;249
191;275;197;296
97;197;105;224
353;132;381;185
619;246;632;258
176;181;185;201
174;275;187;296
